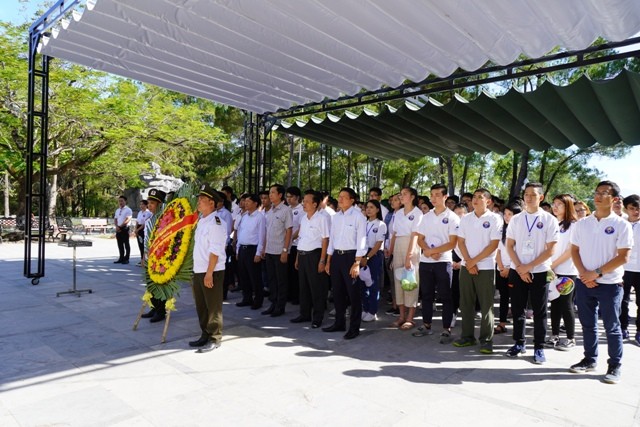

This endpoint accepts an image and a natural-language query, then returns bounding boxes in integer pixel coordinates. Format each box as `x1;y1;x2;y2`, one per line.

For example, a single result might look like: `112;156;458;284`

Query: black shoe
261;306;275;315
189;337;209;347
250;303;263;310
322;324;346;333
121;260;129;265
236;301;253;307
113;259;123;264
290;316;311;323
197;341;221;353
344;330;360;340
149;312;166;323
140;309;156;319
270;309;285;317
311;321;322;329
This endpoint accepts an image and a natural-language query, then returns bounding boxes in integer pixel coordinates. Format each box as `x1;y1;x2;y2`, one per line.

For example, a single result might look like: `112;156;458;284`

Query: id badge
522;240;535;256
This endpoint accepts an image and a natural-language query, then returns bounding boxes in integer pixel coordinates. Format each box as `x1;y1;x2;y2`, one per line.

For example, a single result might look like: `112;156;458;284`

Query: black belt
298;248;321;255
334;249;356;255
239;244;257;250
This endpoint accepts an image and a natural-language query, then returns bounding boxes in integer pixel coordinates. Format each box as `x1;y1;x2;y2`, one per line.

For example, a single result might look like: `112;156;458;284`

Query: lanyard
366;221;376;237
525;214;539;237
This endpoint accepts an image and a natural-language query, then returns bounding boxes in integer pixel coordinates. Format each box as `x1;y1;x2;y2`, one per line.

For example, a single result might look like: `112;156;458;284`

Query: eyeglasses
593;191;612;198
575;209;586;213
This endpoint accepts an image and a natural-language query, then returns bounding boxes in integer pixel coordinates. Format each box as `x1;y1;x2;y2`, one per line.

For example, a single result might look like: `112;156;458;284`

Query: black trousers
495;269;510;323
620;270;640;330
223;243;237;299
549;274;576;338
331;251;362;332
136;229;145;259
116;228;130;261
237;245;263;305
419;262;453;328
509;269;548;349
287;245;299;303
265;253;289;311
298;248;328;323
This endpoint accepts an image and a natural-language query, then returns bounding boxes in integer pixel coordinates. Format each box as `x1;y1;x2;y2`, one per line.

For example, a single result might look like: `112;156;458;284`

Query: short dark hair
366;200;383;221
258;190;269;197
270;184;286;201
430;183;447;196
453;203;467;213
141;200;149;206
524;182;544;193
246;194;261;205
339;187;357;202
369;187;382;197
596;180;621;197
461;192;473;200
119;195;127;202
623;194;640;209
286;186;302;199
540;201;552;208
304;189;322;207
474;188;492;199
239;192;250;201
221;185;233;194
446;195;459;204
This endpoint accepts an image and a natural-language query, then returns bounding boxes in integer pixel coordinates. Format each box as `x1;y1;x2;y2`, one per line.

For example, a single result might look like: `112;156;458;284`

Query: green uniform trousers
459;268;495;344
192;271;225;344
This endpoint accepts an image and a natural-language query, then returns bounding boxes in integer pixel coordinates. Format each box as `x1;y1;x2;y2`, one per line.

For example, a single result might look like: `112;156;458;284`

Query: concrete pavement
1;237;639;426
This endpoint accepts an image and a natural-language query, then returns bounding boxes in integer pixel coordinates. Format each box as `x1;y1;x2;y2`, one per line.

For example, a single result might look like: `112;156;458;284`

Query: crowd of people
125;180;638;384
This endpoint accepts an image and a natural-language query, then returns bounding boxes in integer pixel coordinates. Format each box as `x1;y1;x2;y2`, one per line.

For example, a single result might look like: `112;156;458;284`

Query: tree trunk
47;157;59;220
539;149;548;187
513;150;530;199
459;155;470;195
446;157;455;196
401;172;411;188
509;151;520;200
474;158;485;191
286;134;294;188
4;171;9;217
438;156;446;184
346;151;352;188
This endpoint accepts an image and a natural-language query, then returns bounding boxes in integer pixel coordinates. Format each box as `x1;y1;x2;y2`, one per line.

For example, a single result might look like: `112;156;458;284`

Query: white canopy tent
38;0;640;115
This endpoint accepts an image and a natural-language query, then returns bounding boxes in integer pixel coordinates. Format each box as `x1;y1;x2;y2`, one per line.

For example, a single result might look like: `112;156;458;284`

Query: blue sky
4;0;640;196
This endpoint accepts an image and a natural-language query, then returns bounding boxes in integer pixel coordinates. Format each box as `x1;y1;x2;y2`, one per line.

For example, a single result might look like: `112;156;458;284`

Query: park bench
0;217;18;243
80;218;115;234
54;217;74;241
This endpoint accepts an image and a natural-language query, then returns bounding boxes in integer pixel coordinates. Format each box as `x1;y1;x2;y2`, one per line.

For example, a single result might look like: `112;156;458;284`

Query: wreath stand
133;301;172;343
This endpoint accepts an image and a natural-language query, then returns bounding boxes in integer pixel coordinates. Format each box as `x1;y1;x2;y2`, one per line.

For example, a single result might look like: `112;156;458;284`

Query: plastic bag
401;268;417;291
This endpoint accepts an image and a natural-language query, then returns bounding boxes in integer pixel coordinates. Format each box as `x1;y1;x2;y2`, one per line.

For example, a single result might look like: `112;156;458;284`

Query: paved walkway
1;237;639;426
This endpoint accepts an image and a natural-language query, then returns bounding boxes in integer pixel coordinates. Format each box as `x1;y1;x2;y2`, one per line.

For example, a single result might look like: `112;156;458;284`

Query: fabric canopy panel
38;0;640;114
276;70;640;160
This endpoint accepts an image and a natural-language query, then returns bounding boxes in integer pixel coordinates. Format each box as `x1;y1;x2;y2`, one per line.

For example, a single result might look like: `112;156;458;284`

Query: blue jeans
575;279;623;366
361;250;383;315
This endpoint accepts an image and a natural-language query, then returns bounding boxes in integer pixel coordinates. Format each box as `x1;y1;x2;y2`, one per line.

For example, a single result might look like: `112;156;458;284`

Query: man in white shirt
114;195;133;264
135;200;152;265
569;181;632;384
292;190;330;328
414;184;460;344
286;186;304;305
235;194;266;310
620;194;640;345
189;185;227;353
369;187;389;219
454;189;503;353
505;182;558;364
324;187;367;339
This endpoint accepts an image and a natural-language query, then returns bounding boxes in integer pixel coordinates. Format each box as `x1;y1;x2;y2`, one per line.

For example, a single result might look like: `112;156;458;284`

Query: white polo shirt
114;205;132;228
193;213;227;273
297;211;330;251
458;210;503;270
365;219;387;251
416;208;459;263
506;209;558;273
551;222;578;275
498;239;511;269
624;221;640;272
327;206;367;257
571;212;633;283
392;206;422;237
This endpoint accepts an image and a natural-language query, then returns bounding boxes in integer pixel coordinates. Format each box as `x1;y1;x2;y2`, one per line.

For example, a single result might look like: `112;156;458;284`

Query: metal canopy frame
266;37;640;120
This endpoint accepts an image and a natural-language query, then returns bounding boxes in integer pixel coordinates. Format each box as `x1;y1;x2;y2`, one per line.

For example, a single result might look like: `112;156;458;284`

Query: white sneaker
362;312;377;322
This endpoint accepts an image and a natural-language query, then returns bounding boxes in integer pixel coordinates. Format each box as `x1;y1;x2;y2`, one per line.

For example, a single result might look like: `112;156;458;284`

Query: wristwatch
282;248;288;253
595;268;603;277
365;255;370;260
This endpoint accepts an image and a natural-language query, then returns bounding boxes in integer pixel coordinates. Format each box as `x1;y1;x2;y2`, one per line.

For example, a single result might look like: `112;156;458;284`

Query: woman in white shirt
388;186;422;330
547;194;579;351
360;200;387;322
495;201;522;334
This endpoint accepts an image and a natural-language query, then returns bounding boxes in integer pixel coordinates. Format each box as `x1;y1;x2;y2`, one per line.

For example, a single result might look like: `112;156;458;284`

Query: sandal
494;324;508;334
400;321;415;331
391;318;406;328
